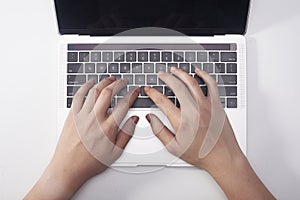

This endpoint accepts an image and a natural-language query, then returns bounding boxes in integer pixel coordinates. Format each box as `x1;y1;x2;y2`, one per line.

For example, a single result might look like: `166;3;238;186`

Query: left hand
25;76;140;200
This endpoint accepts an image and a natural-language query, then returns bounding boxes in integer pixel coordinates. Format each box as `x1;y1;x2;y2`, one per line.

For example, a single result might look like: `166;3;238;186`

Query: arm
144;67;275;200
25;77;139;199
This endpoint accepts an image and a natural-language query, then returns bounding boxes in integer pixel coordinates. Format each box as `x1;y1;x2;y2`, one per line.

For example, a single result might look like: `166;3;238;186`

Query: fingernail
170;66;177;72
145;114;151;123
195;68;200;72
132;116;139;124
157;71;164;76
109;76;116;80
144;86;150;92
87;79;94;84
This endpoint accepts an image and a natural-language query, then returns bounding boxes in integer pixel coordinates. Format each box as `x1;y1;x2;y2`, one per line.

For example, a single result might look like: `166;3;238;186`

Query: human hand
25;77;140;200
145;67;275;199
144;67;242;172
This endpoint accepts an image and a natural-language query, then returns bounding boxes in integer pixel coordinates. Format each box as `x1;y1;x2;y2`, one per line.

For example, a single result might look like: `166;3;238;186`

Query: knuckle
154;94;166;105
101;87;113;97
190;78;199;88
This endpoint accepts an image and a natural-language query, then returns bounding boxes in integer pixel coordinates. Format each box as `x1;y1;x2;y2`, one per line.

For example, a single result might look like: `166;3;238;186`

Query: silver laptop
54;0;249;167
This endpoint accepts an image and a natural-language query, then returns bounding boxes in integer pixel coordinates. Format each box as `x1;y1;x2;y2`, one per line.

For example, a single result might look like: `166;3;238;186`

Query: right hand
144;67;244;174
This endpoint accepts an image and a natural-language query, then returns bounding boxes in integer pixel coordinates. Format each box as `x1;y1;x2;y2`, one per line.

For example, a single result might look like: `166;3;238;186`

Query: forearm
24;163;86;200
208;155;275;200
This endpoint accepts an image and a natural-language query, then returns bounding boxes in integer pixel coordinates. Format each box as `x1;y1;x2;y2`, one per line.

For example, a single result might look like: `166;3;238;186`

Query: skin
25;68;275;200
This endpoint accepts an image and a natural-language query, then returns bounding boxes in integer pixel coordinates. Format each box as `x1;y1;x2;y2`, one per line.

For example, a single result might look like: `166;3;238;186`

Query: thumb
114;116;139;150
146;114;177;149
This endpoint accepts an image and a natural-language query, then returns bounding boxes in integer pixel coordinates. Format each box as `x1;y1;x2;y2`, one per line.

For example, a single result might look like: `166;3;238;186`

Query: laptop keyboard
66;44;238;109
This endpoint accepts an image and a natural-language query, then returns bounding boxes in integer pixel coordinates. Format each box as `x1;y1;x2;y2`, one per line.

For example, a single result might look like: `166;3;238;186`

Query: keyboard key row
68;51;237;63
66;96;237;108
68;63;237;74
67;73;237;85
67;84;236;98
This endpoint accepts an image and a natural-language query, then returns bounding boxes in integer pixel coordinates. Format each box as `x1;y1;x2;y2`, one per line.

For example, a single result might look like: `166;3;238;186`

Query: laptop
54;0;249;167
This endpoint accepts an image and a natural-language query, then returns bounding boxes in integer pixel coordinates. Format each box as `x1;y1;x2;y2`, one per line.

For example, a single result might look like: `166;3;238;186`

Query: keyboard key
197;52;207;62
99;74;110;81
164;86;174;96
88;74;98;84
150;52;160;62
215;63;225;73
67;52;78;62
209;52;219;62
114;52;125;62
203;63;214;73
191;63;202;73
218;75;237;85
173;52;184;62
85;63;95;73
144;63;154;73
79;52;89;62
132;98;155;108
220;98;226;107
140;86;147;96
138;52;148;62
135;75;145;85
218;86;237;96
185;52;196;62
153;86;163;93
175;98;180;108
96;63;107;73
67;98;73;108
194;75;205;85
108;63;119;73
156;63;166;73
221;52;237;62
91;52;101;62
123;74;133;84
132;63;142;73
117;87;128;97
120;63;130;73
67;63;83;73
201;86;208;96
227;98;237;108
147;75;157;85
227;63;237;73
179;63;190;73
110;97;117;108
102;52;113;62
111;74;121;80
126;52;136;62
158;78;165;85
67;86;80;96
162;52;172;62
168;97;176;104
67;75;86;85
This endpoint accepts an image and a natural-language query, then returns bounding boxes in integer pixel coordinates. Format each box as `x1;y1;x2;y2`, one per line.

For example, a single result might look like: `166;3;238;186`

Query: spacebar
132;98;156;108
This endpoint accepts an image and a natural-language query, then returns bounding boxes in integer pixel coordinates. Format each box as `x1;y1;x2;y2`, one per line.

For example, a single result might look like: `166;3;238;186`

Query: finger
94;76;116;98
94;79;128;120
146;114;178;153
170;67;205;101
144;86;181;131
82;76;115;113
72;79;94;113
195;68;220;99
114;116;139;150
157;71;196;109
108;87;140;127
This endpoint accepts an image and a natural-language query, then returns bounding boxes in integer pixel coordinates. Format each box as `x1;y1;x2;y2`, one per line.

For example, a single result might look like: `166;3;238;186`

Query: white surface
0;0;299;199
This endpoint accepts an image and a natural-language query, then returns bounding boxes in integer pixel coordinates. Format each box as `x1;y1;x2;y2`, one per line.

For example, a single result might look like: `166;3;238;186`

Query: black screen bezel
54;0;250;36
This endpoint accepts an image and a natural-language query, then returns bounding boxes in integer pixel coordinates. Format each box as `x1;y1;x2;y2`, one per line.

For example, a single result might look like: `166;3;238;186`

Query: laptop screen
54;0;250;36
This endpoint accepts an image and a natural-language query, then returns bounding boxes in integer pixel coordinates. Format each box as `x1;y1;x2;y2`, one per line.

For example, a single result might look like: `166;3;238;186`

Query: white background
0;0;300;199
